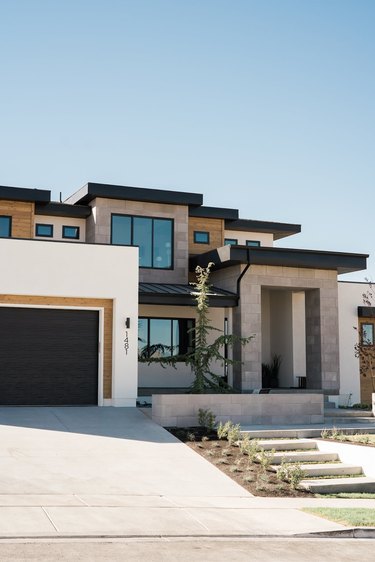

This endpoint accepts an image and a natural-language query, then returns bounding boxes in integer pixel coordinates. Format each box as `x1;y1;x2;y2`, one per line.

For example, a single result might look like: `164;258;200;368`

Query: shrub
197;408;217;431
277;460;306;489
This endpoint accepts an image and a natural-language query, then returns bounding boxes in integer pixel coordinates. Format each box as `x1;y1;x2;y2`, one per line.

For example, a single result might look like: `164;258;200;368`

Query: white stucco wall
0;238;139;406
223;230;274;247
34;215;86;242
337;281;365;406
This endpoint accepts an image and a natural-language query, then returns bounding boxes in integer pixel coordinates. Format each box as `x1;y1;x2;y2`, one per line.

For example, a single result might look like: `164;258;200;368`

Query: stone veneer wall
211;264;340;394
86;197;189;283
152;393;324;427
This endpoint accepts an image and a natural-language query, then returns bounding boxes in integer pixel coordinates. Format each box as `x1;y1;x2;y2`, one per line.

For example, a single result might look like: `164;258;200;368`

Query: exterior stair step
300;476;375;494
324;409;373;418
295;463;363;478
262;450;339;464
241;426;375;439
324;417;375;424
257;439;317;451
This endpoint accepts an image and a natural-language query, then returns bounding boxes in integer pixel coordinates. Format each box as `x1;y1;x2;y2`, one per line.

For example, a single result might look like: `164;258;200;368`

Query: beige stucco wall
34;215;86;242
86;197;189;283
224;229;274;246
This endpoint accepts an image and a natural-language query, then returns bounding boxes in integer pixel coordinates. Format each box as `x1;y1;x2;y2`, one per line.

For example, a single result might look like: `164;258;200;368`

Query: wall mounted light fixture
125;317;130;329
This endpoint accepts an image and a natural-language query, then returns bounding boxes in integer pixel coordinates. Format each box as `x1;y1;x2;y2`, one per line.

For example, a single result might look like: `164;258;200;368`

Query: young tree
140;263;253;393
354;282;375;394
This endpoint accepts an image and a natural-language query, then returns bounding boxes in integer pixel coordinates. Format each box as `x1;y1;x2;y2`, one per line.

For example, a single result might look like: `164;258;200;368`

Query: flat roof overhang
35;202;92;218
0;185;51;204
224;219;301;240
139;282;238;307
190;245;368;275
65;182;203;207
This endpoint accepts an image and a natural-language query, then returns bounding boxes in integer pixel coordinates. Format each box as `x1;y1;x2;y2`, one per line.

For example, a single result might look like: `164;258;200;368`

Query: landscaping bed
321;430;375;447
168;426;312;498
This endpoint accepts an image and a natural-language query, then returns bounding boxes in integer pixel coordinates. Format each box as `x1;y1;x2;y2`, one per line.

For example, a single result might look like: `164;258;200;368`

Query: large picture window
0;216;11;238
111;214;173;269
138;318;194;359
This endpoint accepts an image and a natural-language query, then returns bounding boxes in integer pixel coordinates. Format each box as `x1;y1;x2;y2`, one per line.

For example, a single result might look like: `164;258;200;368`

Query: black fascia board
139;293;238;307
358;306;375;318
189;205;239;220
65;182;203;207
190;245;368;275
224;218;301;240
35;202;92;218
0;185;51;204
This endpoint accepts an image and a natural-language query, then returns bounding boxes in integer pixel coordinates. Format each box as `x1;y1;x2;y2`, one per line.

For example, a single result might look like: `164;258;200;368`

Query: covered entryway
0;307;99;405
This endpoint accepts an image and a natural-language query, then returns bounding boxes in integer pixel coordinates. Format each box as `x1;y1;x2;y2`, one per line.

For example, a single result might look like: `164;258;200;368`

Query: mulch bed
168;427;312;498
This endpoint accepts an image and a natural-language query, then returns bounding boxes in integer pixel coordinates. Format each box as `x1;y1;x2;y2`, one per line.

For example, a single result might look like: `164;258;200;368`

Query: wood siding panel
0;201;34;238
358;317;375;404
0;295;113;399
189;217;224;255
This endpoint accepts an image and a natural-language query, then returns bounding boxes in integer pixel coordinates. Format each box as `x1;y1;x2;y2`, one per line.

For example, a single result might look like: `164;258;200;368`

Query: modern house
0;182;371;407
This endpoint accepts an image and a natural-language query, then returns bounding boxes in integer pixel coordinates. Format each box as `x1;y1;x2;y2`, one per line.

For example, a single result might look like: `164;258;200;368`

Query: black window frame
0;215;12;238
194;230;210;244
224;238;238;246
35;223;54;238
111;213;174;270
138;317;195;360
62;225;80;240
246;240;261;247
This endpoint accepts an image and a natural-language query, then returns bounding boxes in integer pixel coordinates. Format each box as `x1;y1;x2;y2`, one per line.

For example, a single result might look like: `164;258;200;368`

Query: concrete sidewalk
0;407;372;538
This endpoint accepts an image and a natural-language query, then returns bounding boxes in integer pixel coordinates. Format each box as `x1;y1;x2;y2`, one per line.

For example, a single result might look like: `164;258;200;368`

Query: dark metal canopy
139;282;238;307
190;245;368;275
0;185;50;204
35;202;92;218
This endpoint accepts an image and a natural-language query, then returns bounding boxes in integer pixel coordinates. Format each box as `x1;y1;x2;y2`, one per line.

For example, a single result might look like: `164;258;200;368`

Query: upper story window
35;223;53;238
138;317;194;360
246;240;261;247
361;323;374;346
63;226;80;240
224;238;238;246
111;214;173;269
194;231;209;244
0;216;11;238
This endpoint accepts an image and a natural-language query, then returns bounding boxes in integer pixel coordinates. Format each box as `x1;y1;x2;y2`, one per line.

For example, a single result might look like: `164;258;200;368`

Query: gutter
236;247;251;301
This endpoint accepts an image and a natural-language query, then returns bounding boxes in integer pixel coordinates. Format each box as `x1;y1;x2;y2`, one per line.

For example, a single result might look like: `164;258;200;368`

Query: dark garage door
0;307;99;405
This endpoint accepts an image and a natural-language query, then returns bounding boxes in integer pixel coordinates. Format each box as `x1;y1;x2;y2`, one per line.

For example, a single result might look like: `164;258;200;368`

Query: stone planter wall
152;393;324;427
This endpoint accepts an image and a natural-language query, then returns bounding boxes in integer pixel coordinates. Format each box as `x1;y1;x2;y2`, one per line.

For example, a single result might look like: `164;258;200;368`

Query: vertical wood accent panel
358;317;375;404
0;295;113;399
188;217;224;255
0;201;34;238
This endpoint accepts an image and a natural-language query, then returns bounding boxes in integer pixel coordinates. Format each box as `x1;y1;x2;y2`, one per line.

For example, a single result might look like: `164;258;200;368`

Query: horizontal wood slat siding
188;217;224;255
358;317;375;404
0;295;113;399
0;201;34;238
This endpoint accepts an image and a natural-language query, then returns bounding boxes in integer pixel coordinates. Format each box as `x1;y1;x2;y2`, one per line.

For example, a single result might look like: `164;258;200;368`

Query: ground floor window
138;317;194;359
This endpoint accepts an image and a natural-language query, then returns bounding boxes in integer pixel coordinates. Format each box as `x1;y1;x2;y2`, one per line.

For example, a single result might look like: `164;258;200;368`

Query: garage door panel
0;307;99;405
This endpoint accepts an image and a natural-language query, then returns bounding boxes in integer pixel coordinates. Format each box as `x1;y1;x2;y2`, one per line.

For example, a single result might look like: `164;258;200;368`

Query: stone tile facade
86;197;189;283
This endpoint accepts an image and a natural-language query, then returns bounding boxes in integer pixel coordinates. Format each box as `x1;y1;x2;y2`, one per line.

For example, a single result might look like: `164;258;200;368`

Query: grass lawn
303;507;375;527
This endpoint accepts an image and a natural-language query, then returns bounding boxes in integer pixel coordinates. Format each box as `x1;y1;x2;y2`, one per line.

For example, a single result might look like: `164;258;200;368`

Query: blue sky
0;0;374;280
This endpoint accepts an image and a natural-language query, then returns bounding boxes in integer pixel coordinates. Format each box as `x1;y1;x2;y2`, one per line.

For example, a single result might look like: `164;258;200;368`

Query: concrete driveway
0;407;349;537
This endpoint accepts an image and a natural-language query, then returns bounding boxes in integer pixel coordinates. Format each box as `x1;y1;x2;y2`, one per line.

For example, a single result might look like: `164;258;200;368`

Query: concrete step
296;463;364;478
257;439;317;451
324;417;375;424
263;450;339;465
241;426;375;439
300;476;375;494
325;409;373;418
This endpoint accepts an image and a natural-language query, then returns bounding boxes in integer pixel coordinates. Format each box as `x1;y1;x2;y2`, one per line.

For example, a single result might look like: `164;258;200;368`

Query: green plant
352;403;371;410
140;264;253;393
217;420;232;440
197;408;217;431
257;448;275;472
227;423;241;445
277;460;306;489
187;432;196;442
262;354;282;388
239;436;260;462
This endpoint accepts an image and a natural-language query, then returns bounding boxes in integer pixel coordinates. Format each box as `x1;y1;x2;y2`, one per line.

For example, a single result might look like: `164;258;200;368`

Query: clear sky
0;0;374;280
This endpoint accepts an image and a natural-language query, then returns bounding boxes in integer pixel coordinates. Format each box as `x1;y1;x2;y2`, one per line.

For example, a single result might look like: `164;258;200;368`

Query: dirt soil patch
168;427;312;498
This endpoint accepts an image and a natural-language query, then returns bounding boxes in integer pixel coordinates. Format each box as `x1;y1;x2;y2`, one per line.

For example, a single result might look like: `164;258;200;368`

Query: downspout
236;248;251;300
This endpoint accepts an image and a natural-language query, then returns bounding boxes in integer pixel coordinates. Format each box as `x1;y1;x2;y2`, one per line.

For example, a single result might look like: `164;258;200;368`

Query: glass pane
138;318;149;359
63;226;79;239
149;319;171;357
194;231;209;243
111;215;131;245
246;240;260;247
153;219;172;269
133;217;152;267
36;224;53;237
224;238;237;246
0;217;11;238
172;319;180;355
362;323;374;346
